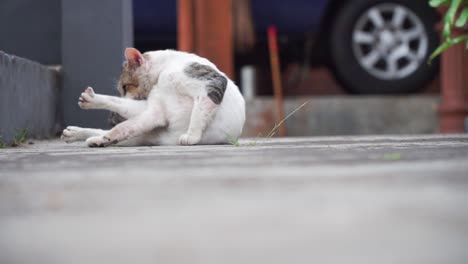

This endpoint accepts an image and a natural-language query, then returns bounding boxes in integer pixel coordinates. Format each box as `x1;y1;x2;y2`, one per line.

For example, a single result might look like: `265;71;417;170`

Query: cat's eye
122;84;128;95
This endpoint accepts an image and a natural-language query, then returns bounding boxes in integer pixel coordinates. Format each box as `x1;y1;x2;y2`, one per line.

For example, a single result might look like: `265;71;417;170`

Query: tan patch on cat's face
118;63;148;100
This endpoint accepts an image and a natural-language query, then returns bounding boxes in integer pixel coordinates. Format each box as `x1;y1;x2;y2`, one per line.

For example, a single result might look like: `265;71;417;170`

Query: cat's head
118;48;152;100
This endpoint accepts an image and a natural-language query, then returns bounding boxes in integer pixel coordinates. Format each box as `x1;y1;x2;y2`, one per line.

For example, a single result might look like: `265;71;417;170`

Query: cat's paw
86;135;113;148
61;126;88;143
179;133;201;145
78;87;101;109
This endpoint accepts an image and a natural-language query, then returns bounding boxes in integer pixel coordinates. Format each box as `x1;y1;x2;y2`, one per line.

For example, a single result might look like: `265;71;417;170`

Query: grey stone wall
61;0;133;128
244;96;439;136
0;52;61;144
0;0;61;65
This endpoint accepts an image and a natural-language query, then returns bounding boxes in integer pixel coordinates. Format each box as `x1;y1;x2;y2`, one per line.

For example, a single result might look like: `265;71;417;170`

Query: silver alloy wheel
352;3;428;80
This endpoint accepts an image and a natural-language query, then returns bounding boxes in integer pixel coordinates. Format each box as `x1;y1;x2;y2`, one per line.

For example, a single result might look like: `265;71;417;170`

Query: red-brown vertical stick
439;40;468;133
268;26;287;137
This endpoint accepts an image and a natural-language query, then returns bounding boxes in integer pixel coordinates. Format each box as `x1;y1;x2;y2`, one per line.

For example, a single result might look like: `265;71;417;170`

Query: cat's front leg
61;126;107;143
78;87;147;119
78;87;105;109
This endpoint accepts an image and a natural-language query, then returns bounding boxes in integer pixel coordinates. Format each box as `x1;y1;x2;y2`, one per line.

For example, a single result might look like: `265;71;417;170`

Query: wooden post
177;0;234;79
177;0;195;53
437;7;468;133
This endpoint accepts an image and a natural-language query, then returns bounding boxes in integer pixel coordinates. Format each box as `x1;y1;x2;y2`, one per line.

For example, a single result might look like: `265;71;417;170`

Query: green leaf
428;34;468;63
449;34;468;45
443;21;453;40
444;0;462;39
429;42;452;63
455;7;468;27
429;0;450;7
446;0;463;24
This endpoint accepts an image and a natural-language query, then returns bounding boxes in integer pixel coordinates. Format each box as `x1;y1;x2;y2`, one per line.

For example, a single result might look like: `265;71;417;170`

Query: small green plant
265;101;309;138
11;128;29;147
428;0;468;62
0;135;6;148
0;129;28;148
227;101;309;147
383;153;402;161
226;133;241;147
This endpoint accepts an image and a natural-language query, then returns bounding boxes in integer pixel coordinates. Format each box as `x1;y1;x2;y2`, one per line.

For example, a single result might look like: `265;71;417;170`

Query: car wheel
329;0;439;94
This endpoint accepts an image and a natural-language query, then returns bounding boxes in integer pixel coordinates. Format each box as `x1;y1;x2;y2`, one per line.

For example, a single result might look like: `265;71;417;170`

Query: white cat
61;48;245;147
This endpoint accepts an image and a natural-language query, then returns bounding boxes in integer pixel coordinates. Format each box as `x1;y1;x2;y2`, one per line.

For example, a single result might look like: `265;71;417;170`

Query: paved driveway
1;135;468;264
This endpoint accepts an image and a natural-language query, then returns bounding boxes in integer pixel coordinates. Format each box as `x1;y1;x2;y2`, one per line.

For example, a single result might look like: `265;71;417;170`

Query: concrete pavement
1;135;468;264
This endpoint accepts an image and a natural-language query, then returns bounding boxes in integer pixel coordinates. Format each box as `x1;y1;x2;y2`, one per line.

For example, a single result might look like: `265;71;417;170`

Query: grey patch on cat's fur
184;62;227;104
108;112;126;127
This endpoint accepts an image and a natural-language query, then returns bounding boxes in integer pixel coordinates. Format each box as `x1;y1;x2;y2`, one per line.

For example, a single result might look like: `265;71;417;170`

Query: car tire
329;0;439;94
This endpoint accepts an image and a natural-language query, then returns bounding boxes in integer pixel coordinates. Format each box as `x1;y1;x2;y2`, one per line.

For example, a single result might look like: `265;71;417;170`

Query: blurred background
0;0;466;143
135;0;440;95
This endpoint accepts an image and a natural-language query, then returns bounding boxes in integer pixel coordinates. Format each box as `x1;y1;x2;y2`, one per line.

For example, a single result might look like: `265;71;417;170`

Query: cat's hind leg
61;126;107;143
179;96;218;145
180;62;228;145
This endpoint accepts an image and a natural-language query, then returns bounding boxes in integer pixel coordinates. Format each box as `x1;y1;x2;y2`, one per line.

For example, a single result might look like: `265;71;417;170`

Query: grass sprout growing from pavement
265;101;309;138
383;153;402;161
12;128;29;147
0;129;29;148
227;101;309;147
226;133;241;147
0;135;5;148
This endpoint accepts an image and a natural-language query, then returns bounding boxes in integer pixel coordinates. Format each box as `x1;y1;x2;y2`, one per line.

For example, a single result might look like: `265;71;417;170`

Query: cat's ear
125;48;145;67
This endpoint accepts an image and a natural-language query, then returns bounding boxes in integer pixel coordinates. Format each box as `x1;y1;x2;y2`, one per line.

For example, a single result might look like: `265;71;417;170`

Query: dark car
134;0;439;94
